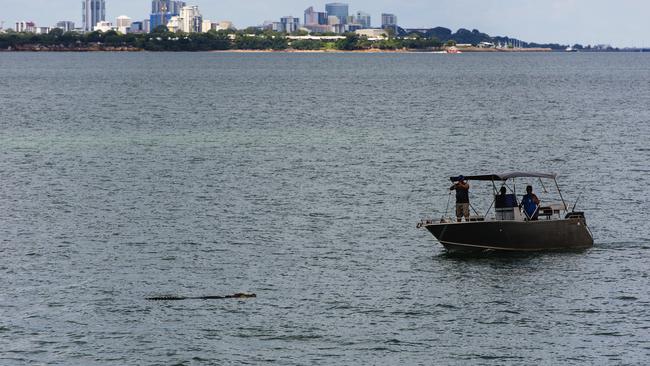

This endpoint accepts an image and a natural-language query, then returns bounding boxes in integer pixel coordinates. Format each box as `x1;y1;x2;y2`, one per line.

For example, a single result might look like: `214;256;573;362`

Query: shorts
456;203;470;218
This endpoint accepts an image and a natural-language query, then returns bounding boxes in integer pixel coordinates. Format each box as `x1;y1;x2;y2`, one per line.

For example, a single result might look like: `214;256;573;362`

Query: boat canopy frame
447;172;569;219
449;172;557;182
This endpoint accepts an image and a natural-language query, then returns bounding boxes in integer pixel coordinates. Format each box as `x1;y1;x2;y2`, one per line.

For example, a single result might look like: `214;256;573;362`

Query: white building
179;5;202;33
116;15;132;34
200;20;236;32
55;21;76;32
167;16;181;32
15;21;36;33
202;19;213;32
355;28;388;40
94;21;115;32
280;16;300;33
216;21;234;31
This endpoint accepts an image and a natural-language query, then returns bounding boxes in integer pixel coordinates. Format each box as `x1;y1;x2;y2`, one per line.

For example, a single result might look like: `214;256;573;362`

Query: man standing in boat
450;175;470;222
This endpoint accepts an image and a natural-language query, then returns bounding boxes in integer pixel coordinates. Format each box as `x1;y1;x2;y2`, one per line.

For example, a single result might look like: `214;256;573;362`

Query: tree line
0;26;444;52
3;25;600;52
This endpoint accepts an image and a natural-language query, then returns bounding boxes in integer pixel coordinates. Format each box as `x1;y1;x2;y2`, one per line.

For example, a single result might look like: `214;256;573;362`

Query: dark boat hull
424;218;593;253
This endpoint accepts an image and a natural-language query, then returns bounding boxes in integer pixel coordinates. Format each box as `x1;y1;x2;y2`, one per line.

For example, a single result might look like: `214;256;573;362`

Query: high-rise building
381;13;398;32
325;3;349;24
150;0;186;30
130;21;144;33
82;0;106;32
304;6;316;25
15;21;36;33
356;11;371;28
279;16;300;33
304;6;328;26
55;21;76;32
151;0;185;14
179;5;202;33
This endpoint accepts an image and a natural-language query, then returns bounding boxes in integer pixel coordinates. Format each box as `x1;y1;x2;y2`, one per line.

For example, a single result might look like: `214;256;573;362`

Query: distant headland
0;26;642;53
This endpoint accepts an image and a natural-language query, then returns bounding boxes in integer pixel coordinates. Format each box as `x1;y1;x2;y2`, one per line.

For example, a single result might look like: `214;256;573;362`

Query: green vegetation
290;39;324;50
0;28;443;52
233;34;287;50
9;17;632;53
335;34;361;50
1;25;591;52
0;27;234;51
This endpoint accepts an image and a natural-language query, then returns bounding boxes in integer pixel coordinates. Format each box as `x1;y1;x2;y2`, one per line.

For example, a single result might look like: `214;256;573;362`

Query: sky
1;0;649;47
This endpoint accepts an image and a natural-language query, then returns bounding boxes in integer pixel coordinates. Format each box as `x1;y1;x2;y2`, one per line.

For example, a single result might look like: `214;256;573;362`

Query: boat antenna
572;192;582;212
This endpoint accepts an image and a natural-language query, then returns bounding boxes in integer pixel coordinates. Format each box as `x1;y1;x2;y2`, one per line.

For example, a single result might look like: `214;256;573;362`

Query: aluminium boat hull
424;218;593;253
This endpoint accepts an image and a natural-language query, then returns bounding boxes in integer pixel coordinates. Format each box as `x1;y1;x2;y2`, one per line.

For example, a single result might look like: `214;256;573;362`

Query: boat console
495;193;524;221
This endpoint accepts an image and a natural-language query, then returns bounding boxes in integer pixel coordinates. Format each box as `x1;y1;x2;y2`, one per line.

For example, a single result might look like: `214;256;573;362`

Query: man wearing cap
450;175;470;222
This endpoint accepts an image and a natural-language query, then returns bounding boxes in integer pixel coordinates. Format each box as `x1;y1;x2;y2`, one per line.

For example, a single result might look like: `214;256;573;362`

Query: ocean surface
1;51;649;365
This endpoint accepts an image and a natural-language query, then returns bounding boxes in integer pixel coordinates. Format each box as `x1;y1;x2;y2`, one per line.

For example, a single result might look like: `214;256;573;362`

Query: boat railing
422;174;584;227
419;202;572;227
493;201;567;221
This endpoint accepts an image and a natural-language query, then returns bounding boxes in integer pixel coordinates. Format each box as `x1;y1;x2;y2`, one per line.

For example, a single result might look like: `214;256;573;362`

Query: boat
417;172;594;253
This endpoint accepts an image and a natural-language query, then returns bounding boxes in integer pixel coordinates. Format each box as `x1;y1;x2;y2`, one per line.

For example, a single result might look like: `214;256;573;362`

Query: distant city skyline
1;0;649;47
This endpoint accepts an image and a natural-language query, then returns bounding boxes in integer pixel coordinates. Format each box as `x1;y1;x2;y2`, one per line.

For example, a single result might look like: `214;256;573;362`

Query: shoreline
1;46;554;53
211;47;554;53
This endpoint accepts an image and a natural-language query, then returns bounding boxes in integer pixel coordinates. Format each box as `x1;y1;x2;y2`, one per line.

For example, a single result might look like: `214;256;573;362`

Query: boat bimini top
450;172;557;182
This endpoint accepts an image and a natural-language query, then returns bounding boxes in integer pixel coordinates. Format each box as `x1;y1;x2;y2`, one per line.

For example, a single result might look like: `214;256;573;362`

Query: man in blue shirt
520;185;540;220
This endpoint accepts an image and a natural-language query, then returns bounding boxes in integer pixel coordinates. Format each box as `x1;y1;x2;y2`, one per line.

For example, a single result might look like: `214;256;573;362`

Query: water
1;52;649;365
